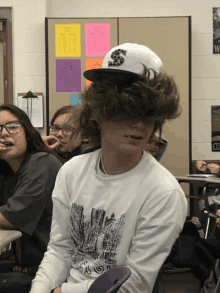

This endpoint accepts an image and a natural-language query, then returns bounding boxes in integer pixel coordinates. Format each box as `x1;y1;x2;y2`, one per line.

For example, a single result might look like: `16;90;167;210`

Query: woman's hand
0;139;6;151
216;209;220;228
12;265;32;273
196;160;207;172
42;136;60;150
207;163;220;174
54;288;62;293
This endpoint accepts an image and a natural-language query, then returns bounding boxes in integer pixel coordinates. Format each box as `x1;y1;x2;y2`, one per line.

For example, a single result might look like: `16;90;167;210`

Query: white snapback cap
84;43;163;82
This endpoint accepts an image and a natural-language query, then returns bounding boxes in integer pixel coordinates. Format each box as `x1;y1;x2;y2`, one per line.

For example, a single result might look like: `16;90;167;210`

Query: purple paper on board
56;59;81;92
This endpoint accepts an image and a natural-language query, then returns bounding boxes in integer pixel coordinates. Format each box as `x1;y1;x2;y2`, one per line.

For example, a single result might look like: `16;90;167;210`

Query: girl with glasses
0;105;63;292
43;105;100;161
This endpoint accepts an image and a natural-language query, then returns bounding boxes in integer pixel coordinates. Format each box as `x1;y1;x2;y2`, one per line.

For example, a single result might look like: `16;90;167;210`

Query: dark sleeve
82;145;101;154
203;167;220;177
205;168;211;174
216;166;220;177
0;153;62;235
197;168;211;174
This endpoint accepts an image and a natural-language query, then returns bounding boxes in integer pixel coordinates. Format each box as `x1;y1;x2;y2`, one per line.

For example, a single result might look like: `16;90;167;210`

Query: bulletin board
46;18;118;127
46;17;191;178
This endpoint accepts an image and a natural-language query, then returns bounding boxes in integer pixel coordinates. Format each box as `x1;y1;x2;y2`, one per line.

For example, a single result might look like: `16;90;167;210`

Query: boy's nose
131;120;145;130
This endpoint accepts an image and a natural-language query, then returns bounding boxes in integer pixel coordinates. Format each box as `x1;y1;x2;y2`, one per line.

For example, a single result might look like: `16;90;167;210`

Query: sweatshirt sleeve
29;165;75;293
118;189;187;293
216;166;220;177
0;153;62;235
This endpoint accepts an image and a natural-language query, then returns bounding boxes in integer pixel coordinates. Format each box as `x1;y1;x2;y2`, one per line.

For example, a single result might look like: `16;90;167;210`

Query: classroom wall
0;42;4;105
47;0;220;161
1;0;220;156
0;0;47;135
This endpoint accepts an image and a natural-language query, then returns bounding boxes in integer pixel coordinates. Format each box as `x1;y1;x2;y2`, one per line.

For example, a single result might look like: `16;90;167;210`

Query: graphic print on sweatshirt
70;203;126;276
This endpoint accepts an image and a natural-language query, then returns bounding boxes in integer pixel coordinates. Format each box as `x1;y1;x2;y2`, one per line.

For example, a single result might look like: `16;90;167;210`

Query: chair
87;267;131;293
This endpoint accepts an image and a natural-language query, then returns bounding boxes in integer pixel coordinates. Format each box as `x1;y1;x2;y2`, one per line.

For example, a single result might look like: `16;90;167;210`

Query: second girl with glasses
143;131;167;161
42;105;100;161
0;105;63;293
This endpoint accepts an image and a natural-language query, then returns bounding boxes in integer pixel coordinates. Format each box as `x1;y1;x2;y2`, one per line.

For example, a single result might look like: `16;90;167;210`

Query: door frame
0;8;12;104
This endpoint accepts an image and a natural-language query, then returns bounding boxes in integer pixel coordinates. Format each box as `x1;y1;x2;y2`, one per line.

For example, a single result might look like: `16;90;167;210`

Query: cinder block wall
3;0;220;153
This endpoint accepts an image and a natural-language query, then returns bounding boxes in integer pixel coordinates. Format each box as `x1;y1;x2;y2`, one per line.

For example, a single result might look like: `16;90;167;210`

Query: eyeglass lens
50;126;73;136
0;122;22;134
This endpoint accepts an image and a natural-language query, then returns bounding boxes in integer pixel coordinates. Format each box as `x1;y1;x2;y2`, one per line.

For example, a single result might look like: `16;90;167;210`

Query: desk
176;176;220;238
0;230;22;251
176;176;220;212
176;176;220;184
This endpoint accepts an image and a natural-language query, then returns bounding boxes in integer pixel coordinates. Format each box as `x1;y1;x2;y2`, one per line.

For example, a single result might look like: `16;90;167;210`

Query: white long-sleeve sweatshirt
30;149;187;293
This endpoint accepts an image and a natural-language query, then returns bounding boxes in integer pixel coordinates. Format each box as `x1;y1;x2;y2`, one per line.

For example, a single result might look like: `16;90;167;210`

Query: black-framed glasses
0;121;23;135
49;125;74;136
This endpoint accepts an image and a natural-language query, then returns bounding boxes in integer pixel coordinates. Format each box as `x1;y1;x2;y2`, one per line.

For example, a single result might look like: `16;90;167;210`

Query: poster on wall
56;59;81;92
55;24;81;57
70;94;81;105
85;23;111;56
211;106;220;151
85;59;103;87
213;8;220;54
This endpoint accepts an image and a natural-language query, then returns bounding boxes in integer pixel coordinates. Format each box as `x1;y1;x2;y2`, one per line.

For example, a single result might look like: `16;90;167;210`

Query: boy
30;43;187;293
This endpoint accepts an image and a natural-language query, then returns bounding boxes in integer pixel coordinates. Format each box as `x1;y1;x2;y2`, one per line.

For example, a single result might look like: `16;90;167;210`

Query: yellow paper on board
55;24;81;57
85;59;103;86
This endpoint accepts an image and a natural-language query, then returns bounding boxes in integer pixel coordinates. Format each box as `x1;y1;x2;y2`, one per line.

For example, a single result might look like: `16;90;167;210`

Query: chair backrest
87;267;131;293
169;220;201;267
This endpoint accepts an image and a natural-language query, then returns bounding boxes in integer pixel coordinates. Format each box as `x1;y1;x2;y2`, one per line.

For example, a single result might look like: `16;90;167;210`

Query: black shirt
0;152;62;267
66;145;101;161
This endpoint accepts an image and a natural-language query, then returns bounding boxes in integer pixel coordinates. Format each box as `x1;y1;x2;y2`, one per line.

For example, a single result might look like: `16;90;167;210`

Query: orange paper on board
85;59;103;86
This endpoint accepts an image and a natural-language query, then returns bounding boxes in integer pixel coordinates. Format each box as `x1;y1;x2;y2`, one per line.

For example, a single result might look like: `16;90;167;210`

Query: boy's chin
118;144;143;154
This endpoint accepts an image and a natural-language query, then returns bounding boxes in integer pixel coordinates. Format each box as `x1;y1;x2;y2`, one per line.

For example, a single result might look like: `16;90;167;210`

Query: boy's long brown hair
79;66;181;145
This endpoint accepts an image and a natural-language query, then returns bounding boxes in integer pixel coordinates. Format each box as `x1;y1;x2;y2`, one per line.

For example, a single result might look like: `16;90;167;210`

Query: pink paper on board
85;23;110;56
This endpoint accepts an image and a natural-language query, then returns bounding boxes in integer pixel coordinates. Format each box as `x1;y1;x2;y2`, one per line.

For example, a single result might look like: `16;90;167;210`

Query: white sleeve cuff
29;281;54;293
61;280;94;293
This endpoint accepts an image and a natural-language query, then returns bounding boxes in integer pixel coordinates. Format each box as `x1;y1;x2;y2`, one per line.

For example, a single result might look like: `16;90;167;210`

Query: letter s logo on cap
108;49;127;67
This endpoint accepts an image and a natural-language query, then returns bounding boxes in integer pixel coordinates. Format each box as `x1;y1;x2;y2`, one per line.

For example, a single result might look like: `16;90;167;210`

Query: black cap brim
83;68;139;83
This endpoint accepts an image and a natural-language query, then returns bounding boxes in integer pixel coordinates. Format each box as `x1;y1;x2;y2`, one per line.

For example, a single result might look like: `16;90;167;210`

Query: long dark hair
50;105;77;126
0;104;63;175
